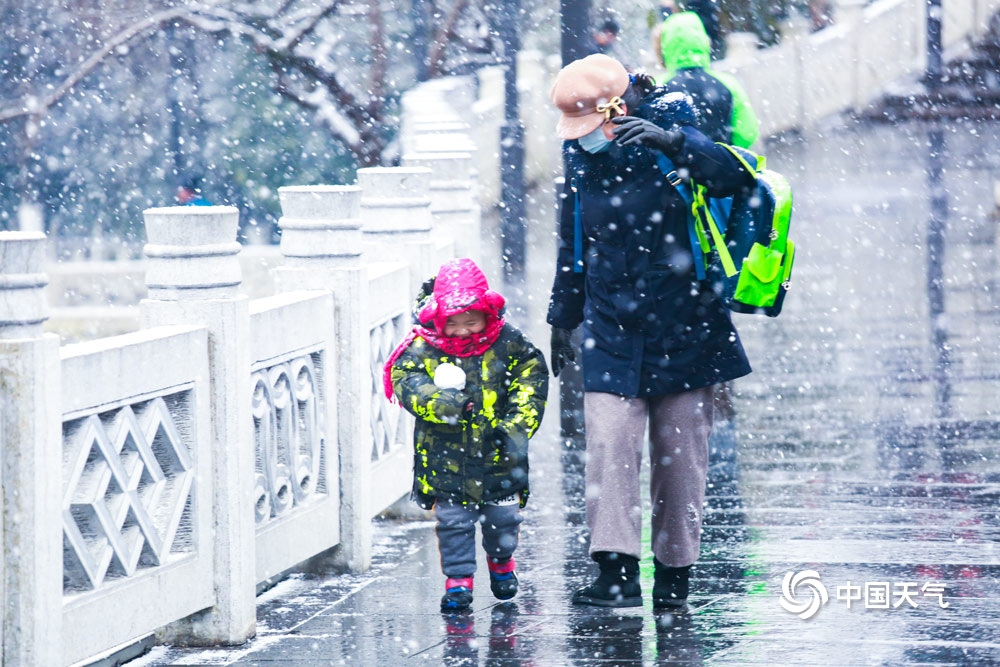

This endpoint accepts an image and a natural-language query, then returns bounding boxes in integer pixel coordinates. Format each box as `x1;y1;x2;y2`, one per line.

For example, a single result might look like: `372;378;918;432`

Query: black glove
611;116;684;157
550;326;576;378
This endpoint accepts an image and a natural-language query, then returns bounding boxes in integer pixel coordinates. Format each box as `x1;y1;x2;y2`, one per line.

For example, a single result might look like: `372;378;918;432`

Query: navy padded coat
546;90;754;398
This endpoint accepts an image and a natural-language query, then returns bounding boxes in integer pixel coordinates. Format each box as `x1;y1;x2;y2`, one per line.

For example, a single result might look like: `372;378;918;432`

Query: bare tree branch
0;8;190;122
280;1;344;52
426;0;472;79
0;0;492;172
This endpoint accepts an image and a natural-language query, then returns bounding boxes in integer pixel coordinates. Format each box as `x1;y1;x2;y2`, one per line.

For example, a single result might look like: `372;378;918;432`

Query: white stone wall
711;0;1000;139
366;261;418;517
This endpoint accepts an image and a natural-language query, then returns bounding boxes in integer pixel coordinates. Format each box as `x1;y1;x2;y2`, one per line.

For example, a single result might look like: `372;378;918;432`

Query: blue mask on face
577;125;611;154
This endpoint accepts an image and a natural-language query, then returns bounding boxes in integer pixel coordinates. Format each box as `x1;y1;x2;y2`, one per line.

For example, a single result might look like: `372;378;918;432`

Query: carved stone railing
711;0;1000;137
60;326;213;665
0;81;475;667
366;262;416;516
249;290;338;583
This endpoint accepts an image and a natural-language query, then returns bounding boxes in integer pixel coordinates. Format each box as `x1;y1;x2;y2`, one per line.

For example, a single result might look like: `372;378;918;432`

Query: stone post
724;31;759;62
409;122;479;157
0;232;63;666
271;185;373;573
837;0;868;108
835;0;867;25
779;13;812;42
358;167;437;292
401;152;480;261
139;206;255;645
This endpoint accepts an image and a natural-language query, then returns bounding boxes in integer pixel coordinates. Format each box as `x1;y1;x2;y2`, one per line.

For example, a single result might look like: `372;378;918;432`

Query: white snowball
433;362;467;390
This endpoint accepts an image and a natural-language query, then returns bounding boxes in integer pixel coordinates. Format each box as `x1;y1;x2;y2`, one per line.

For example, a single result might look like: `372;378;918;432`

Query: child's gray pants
583;386;714;568
434;497;523;577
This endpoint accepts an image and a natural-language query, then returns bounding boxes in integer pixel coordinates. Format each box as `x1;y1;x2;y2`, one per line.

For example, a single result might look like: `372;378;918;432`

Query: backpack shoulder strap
655;154;711;280
721;144;764;174
570;178;584;273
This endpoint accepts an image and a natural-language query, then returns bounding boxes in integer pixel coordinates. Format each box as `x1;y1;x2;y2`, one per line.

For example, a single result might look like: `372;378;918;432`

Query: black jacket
547;90;754;398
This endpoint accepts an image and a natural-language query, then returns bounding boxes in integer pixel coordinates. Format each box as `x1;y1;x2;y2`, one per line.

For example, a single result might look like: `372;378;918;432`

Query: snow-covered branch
0;8;190;122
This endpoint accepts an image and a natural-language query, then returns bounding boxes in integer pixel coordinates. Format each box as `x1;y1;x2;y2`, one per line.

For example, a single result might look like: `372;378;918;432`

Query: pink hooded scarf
382;258;506;401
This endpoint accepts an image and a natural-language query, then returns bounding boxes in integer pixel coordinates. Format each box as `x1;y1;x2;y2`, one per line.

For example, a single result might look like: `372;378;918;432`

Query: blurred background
0;0;829;258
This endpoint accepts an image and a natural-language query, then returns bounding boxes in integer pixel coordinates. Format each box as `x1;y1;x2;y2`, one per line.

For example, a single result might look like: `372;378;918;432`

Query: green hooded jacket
659;11;759;148
389;268;548;509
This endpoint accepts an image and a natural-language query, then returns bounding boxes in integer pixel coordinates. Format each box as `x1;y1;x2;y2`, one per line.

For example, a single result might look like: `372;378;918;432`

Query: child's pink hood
383;258;507;402
417;257;506;331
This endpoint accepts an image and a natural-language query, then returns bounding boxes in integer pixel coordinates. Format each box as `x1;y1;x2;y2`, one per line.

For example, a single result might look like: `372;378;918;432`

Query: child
383;258;548;612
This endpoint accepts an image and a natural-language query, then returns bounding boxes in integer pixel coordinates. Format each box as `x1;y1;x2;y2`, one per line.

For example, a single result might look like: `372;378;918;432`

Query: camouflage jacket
391;324;548;508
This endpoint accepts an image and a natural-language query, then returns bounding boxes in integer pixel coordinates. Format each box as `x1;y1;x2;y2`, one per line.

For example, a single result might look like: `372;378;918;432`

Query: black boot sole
490;571;519;600
572;592;643;608
652;597;687;609
440;591;474;612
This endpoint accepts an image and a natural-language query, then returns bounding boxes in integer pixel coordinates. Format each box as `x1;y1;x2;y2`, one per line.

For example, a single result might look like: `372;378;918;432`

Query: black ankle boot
572;551;642;607
653;560;690;608
441;576;474;612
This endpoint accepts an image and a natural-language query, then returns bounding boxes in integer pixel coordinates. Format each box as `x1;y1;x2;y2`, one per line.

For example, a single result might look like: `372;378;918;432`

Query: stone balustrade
706;0;1000;138
0;168;472;666
401;151;481;261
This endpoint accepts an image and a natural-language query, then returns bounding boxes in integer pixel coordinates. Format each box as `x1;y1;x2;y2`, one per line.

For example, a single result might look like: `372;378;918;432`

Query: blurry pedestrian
591;18;622;55
686;0;724;60
176;174;211;206
590;17;636;66
658;8;759;453
648;0;680;69
384;258;549;612
547;54;755;608
659;11;759;148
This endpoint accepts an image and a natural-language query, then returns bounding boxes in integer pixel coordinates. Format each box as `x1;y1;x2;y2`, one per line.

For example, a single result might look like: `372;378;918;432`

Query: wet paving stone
128;119;1000;665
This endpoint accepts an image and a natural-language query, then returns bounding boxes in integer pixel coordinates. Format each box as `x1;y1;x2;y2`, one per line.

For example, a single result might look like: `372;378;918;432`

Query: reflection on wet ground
132;119;1000;665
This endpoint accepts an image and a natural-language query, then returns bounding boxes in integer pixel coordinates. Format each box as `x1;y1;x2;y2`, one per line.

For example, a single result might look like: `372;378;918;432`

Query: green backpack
658;146;795;317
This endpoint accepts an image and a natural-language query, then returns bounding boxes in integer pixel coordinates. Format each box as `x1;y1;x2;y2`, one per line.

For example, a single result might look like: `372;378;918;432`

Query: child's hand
433;362;467;390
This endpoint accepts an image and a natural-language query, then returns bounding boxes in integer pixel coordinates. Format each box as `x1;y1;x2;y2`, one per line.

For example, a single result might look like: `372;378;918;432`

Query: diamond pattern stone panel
62;394;195;593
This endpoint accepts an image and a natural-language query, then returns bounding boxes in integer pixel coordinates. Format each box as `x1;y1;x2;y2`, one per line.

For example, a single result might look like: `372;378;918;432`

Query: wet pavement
124;117;1000;666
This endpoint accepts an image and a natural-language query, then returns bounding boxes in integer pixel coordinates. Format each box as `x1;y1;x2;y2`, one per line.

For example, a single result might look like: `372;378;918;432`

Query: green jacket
659;11;759;148
391;324;548;508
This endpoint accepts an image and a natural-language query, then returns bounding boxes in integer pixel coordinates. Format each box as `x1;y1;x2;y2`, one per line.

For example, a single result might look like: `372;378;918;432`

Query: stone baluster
139;206;255;645
271;185;373;572
402;151;480;261
0;232;63;666
724;31;759;62
399;89;467;149
409;121;479;157
837;0;868;108
358;167;437;292
835;0;867;25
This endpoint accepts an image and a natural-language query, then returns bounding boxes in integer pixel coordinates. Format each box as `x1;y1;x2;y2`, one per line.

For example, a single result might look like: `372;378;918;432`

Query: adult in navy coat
547;54;754;609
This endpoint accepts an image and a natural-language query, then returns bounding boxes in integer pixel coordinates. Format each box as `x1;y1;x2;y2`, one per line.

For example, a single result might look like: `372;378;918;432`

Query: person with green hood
658;11;759;148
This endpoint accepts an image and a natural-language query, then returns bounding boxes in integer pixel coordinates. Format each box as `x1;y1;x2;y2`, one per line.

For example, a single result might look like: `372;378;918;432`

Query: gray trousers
584;387;714;568
434;497;523;577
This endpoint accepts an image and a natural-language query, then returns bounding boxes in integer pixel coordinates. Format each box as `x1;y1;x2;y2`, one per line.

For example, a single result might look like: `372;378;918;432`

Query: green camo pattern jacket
391;324;548;508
